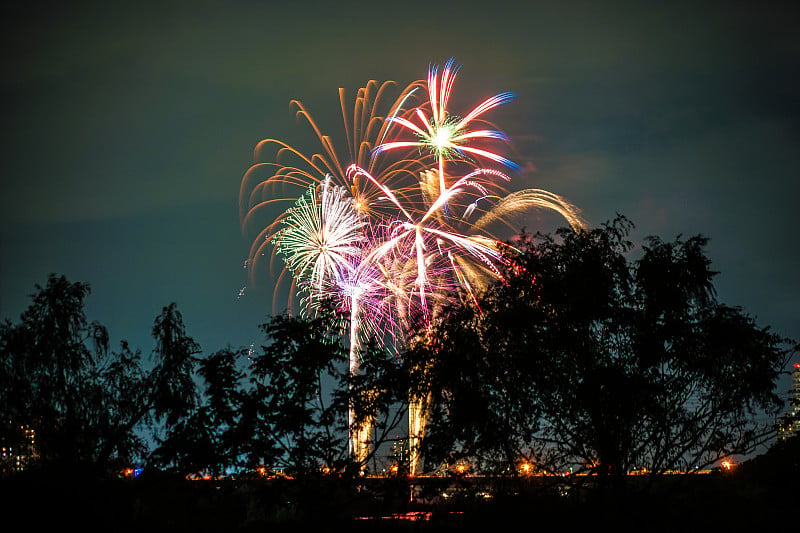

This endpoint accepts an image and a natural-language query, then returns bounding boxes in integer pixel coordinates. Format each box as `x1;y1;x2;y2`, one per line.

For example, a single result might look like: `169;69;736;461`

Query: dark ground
1;439;797;532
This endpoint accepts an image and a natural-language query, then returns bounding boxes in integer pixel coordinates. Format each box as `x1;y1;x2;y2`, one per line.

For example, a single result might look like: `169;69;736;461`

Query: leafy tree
1;276;409;480
148;346;250;477
410;216;796;493
149;303;202;428
197;346;250;473
90;340;151;470
146;303;205;473
0;276;218;478
240;305;407;477
243;309;350;475
405;311;545;476
345;338;409;474
0;275;145;473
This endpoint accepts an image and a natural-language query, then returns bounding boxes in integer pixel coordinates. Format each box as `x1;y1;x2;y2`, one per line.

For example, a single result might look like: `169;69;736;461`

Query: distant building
0;425;37;476
777;363;800;441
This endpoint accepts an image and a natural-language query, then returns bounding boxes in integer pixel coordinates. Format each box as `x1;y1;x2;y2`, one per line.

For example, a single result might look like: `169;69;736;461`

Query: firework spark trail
374;56;521;204
272;176;366;293
239;79;430;314
347;163;511;315
240;57;587;471
365;59;586;474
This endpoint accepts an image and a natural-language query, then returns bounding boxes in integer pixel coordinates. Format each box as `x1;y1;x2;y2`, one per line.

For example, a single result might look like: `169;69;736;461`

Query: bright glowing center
315;231;327;251
433;124;454;150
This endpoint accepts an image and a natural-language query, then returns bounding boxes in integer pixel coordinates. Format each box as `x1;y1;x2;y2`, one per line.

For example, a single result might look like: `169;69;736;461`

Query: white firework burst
272;175;366;297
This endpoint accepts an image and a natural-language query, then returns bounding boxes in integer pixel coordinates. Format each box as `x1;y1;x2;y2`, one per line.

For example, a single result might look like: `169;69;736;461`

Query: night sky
1;1;798;395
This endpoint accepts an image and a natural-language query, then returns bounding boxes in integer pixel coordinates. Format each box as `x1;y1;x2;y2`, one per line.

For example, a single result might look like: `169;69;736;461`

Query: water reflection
355;511;464;522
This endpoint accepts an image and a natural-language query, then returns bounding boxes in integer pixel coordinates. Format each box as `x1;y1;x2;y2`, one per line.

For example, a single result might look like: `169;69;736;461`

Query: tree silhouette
0;277;219;477
149;303;201;427
0;275;143;473
236;304;408;477
147;345;251;477
410;216;796;493
146;303;205;474
244;308;349;475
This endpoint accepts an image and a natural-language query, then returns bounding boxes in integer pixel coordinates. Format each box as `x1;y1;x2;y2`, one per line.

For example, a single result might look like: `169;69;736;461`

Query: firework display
239;58;585;470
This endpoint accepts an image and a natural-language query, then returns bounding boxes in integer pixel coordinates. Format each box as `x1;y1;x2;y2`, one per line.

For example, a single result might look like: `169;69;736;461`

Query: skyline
1;1;797;398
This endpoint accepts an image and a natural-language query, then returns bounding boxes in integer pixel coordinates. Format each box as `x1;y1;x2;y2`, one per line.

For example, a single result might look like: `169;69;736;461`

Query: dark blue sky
1;1;798;396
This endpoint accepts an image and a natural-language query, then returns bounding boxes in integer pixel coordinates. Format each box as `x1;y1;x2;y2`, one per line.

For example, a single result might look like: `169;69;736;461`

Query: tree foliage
1;278;218;476
3;225;794;491
247;309;349;475
0;275;408;479
242;305;407;476
0;275;139;472
410;216;796;491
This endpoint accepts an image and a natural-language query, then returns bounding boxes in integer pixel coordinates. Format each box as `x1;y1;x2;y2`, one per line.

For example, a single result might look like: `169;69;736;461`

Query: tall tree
147;346;249;477
410;216;796;493
149;303;201;427
147;303;204;473
241;305;408;477
245;309;350;476
0;275;147;473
